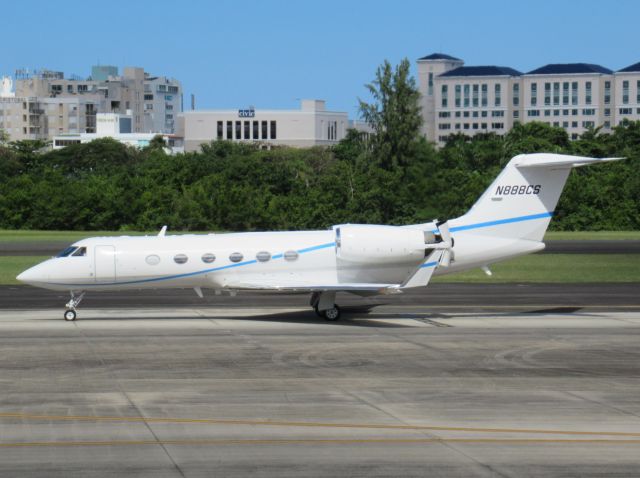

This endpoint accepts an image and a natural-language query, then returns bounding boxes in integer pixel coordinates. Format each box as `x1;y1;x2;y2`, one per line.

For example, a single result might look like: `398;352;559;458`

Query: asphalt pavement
1;283;639;312
1;306;640;477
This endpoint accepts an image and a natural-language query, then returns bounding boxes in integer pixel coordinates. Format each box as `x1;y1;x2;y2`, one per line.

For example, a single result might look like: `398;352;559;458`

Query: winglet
158;225;167;237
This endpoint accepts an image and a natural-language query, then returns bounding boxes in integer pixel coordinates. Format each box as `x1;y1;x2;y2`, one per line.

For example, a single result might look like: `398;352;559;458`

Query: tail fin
452;153;623;241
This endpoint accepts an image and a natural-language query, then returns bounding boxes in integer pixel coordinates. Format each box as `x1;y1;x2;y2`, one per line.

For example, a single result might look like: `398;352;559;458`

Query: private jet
17;153;622;321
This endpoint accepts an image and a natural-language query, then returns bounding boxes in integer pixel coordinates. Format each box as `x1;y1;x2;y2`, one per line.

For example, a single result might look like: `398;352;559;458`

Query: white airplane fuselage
17;220;544;292
16;153;624;320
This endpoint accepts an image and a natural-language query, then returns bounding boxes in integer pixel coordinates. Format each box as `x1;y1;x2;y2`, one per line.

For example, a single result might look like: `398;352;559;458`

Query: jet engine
334;225;428;265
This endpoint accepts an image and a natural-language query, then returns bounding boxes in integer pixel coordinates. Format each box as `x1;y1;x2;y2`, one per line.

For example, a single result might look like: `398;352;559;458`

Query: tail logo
495;185;541;196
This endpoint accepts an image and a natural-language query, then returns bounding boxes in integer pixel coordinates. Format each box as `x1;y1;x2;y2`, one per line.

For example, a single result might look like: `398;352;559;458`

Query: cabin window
201;253;216;263
256;251;271;262
71;247;87;257
146;255;161;265
174;254;188;264
284;250;299;262
229;252;243;263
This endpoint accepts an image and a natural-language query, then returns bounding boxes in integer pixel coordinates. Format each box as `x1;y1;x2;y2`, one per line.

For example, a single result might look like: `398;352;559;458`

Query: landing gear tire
64;309;77;321
322;305;341;321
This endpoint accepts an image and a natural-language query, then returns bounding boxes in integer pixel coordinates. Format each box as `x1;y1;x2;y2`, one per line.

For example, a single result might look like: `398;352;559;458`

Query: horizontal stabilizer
514;154;624;169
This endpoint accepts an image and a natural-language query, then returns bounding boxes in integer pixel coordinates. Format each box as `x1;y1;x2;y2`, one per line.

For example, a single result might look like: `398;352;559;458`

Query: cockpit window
56;246;77;258
71;247;87;257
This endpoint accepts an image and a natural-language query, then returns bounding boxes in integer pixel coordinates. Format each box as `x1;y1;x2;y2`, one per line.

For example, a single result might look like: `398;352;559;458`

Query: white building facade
52;113;183;154
178;100;348;151
418;54;640;145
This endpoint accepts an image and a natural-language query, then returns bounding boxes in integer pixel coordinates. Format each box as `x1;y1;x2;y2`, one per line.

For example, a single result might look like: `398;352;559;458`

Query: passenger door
94;245;116;283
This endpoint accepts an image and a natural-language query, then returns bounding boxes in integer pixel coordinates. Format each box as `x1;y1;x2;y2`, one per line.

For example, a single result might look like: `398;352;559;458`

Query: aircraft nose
16;266;42;284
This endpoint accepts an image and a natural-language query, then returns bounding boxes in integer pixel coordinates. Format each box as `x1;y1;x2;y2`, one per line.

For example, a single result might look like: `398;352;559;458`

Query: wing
228;249;444;294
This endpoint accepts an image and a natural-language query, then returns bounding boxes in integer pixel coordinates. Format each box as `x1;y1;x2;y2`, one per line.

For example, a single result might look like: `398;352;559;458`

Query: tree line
0;59;639;232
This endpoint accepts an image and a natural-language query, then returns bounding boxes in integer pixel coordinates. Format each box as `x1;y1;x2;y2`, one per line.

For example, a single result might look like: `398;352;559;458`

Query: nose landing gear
64;291;85;321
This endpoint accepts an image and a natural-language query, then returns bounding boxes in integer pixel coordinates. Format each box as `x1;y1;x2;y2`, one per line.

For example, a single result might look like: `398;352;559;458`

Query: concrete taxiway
1;303;640;477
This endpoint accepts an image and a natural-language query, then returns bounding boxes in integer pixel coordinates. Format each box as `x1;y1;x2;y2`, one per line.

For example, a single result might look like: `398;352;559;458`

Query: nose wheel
64;291;85;321
64;309;77;321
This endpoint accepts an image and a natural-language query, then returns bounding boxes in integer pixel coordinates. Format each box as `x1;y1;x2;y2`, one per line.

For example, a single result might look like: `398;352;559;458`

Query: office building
52;112;184;154
178;99;348;151
418;54;640;145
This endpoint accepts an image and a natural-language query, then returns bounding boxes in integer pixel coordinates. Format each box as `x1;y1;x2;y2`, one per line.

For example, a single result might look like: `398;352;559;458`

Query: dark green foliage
0;121;638;232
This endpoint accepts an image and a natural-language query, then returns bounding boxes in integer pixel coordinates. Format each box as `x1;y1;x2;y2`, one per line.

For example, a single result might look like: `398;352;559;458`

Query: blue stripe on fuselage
39;212;553;288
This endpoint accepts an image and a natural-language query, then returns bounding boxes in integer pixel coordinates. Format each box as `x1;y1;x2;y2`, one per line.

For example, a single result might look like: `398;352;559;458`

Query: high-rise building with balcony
0;66;182;142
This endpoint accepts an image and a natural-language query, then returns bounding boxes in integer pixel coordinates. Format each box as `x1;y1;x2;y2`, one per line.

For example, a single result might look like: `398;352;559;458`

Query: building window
582;121;595;128
513;83;519;106
235;121;242;139
544;82;551;105
585;81;592;105
481;84;488;107
252;120;259;139
438;123;451;130
571;82;578;105
244;121;250;139
562;82;569;105
270;120;276;139
604;108;611;117
428;73;433;96
226;121;233;139
513;111;519;118
637;80;640;103
527;110;540;117
463;84;470;107
572;121;578;128
531;83;537;106
553;82;560;105
622;80;629;104
217;121;223;140
441;84;448;108
455;84;461;108
494;84;501;106
604;81;611;104
619;108;632;115
472;84;479;107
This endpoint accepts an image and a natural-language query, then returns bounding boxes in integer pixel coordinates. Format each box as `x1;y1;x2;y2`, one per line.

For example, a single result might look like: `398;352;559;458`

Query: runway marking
0;438;640;448
2;413;640;437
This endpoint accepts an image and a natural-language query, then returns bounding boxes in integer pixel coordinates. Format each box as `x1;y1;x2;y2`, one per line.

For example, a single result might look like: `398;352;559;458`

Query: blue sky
1;0;637;117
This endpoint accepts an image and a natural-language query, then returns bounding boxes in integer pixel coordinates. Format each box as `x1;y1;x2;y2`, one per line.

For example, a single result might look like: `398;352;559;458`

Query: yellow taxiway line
0;438;640;448
1;412;640;438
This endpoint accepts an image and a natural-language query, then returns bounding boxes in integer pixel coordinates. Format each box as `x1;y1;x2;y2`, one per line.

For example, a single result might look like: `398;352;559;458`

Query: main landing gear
64;291;85;321
310;291;341;321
